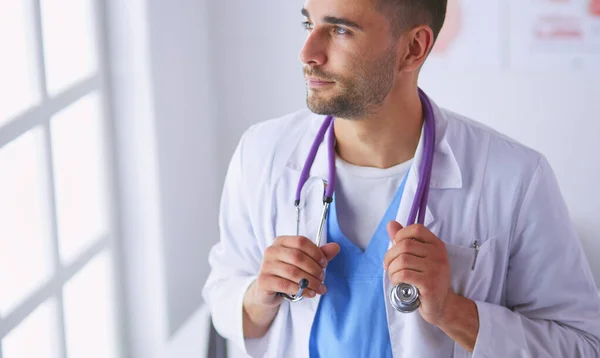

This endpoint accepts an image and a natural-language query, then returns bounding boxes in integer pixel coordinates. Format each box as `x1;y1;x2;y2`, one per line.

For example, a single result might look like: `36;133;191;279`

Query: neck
333;86;424;169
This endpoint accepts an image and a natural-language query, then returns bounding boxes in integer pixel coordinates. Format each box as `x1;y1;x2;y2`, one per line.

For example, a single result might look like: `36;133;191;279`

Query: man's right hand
253;235;340;306
242;236;340;338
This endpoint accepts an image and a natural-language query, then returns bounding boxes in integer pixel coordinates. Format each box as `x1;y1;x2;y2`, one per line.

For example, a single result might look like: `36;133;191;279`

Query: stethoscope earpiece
277;278;310;302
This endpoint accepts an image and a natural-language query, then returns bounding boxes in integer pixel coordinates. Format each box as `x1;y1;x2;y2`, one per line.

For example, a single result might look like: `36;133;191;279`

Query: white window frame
0;0;126;357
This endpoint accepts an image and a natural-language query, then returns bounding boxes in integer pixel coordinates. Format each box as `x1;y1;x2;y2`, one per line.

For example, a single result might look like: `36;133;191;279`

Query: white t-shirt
333;156;413;251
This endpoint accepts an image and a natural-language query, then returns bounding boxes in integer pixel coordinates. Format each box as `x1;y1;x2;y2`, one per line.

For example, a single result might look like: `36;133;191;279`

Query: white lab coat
202;98;600;358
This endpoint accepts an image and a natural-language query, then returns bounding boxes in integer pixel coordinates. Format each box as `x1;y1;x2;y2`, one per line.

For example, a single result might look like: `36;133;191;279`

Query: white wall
208;0;600;288
207;0;308;175
105;0;167;356
106;0;217;357
144;0;218;337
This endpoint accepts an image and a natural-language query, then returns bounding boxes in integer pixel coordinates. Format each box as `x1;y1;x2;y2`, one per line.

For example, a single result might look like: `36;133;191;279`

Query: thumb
386;220;404;245
320;242;341;262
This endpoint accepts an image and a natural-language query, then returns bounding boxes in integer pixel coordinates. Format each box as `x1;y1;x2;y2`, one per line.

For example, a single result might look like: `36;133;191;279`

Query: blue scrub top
308;174;409;357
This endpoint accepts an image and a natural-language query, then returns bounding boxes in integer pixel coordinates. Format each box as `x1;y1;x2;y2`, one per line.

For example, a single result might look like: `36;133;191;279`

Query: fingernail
319;284;326;294
308;291;316;298
320;258;327;267
320;271;325;281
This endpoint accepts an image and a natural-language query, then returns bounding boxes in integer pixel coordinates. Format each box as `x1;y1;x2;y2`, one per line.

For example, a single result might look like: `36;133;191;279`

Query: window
0;1;122;357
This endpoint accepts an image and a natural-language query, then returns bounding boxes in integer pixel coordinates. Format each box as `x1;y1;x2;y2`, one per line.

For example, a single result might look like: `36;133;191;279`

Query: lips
306;77;335;87
307;77;333;82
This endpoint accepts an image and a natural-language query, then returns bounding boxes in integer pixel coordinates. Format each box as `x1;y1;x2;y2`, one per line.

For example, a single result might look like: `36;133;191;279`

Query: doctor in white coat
202;0;600;356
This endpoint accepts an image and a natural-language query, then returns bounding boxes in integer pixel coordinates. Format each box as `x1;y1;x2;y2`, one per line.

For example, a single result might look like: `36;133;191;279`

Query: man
202;0;600;356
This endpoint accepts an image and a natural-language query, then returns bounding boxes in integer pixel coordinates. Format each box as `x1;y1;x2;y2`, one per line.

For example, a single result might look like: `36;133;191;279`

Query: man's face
300;0;399;119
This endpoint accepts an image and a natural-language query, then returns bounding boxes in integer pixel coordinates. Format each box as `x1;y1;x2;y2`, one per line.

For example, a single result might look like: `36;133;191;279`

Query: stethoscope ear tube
278;192;331;302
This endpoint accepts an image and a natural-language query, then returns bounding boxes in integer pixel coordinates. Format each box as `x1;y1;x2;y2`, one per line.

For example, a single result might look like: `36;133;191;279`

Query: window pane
50;93;109;264
0;0;40;124
40;0;97;95
0;129;54;315
3;298;60;358
63;251;118;358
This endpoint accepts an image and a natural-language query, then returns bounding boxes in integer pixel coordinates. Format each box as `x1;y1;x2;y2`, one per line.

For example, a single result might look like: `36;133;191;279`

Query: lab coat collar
394;99;463;227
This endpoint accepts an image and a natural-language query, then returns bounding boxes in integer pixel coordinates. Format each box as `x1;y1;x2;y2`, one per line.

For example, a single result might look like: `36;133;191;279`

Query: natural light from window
0;129;54;316
0;0;40;124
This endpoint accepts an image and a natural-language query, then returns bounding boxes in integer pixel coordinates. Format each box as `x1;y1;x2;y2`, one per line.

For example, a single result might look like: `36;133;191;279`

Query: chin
306;103;328;115
305;89;347;116
306;94;322;110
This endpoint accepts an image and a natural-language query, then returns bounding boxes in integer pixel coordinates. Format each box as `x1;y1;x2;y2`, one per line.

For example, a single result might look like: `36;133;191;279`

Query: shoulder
240;109;315;151
441;108;544;182
235;108;321;184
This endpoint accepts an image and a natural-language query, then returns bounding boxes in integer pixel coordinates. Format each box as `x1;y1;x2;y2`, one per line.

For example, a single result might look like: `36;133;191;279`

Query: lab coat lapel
393;99;463;228
394;124;435;228
385;98;463;358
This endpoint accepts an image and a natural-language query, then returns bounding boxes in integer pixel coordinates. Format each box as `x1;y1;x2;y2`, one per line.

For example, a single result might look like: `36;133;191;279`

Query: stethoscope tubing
277;89;435;311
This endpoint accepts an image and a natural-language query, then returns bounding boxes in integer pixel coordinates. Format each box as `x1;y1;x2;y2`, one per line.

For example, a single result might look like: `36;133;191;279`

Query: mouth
306;77;335;88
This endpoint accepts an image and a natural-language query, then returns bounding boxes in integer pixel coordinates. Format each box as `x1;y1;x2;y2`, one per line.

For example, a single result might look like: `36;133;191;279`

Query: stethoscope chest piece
389;283;421;313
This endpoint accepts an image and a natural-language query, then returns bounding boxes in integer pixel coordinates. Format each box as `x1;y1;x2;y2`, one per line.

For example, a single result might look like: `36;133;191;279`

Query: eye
302;21;314;31
333;27;350;36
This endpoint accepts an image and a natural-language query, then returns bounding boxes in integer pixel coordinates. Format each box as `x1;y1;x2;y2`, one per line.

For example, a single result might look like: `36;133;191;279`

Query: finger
266;246;324;281
386;253;426;276
389;268;425;287
259;274;319;298
383;238;429;269
320;243;340;262
393;224;438;244
275;236;328;268
386;220;404;244
267;260;326;294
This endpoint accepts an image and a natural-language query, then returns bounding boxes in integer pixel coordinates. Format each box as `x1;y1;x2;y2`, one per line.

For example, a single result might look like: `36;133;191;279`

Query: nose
299;30;327;66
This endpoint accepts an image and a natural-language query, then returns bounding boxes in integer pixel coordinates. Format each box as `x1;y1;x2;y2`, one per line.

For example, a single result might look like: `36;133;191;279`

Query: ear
386;220;404;245
400;25;435;72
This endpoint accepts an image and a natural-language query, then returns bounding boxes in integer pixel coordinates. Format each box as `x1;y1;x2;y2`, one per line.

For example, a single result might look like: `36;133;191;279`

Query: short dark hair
379;0;448;41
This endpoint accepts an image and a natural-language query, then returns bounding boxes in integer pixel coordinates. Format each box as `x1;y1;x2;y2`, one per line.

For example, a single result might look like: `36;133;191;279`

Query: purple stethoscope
277;88;435;313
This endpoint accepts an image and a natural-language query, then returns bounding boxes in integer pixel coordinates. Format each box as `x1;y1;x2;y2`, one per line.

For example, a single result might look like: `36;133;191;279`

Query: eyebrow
301;8;364;31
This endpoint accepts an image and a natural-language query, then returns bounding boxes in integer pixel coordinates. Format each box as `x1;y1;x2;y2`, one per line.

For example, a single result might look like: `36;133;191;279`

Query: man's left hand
384;220;480;352
383;220;454;327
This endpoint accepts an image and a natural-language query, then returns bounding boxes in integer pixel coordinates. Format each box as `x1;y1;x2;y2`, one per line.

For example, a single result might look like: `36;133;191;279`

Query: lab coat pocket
444;237;497;302
446;238;500;358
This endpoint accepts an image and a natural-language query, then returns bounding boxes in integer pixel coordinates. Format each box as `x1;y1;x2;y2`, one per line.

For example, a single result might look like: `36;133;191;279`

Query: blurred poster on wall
509;0;600;70
425;0;504;70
